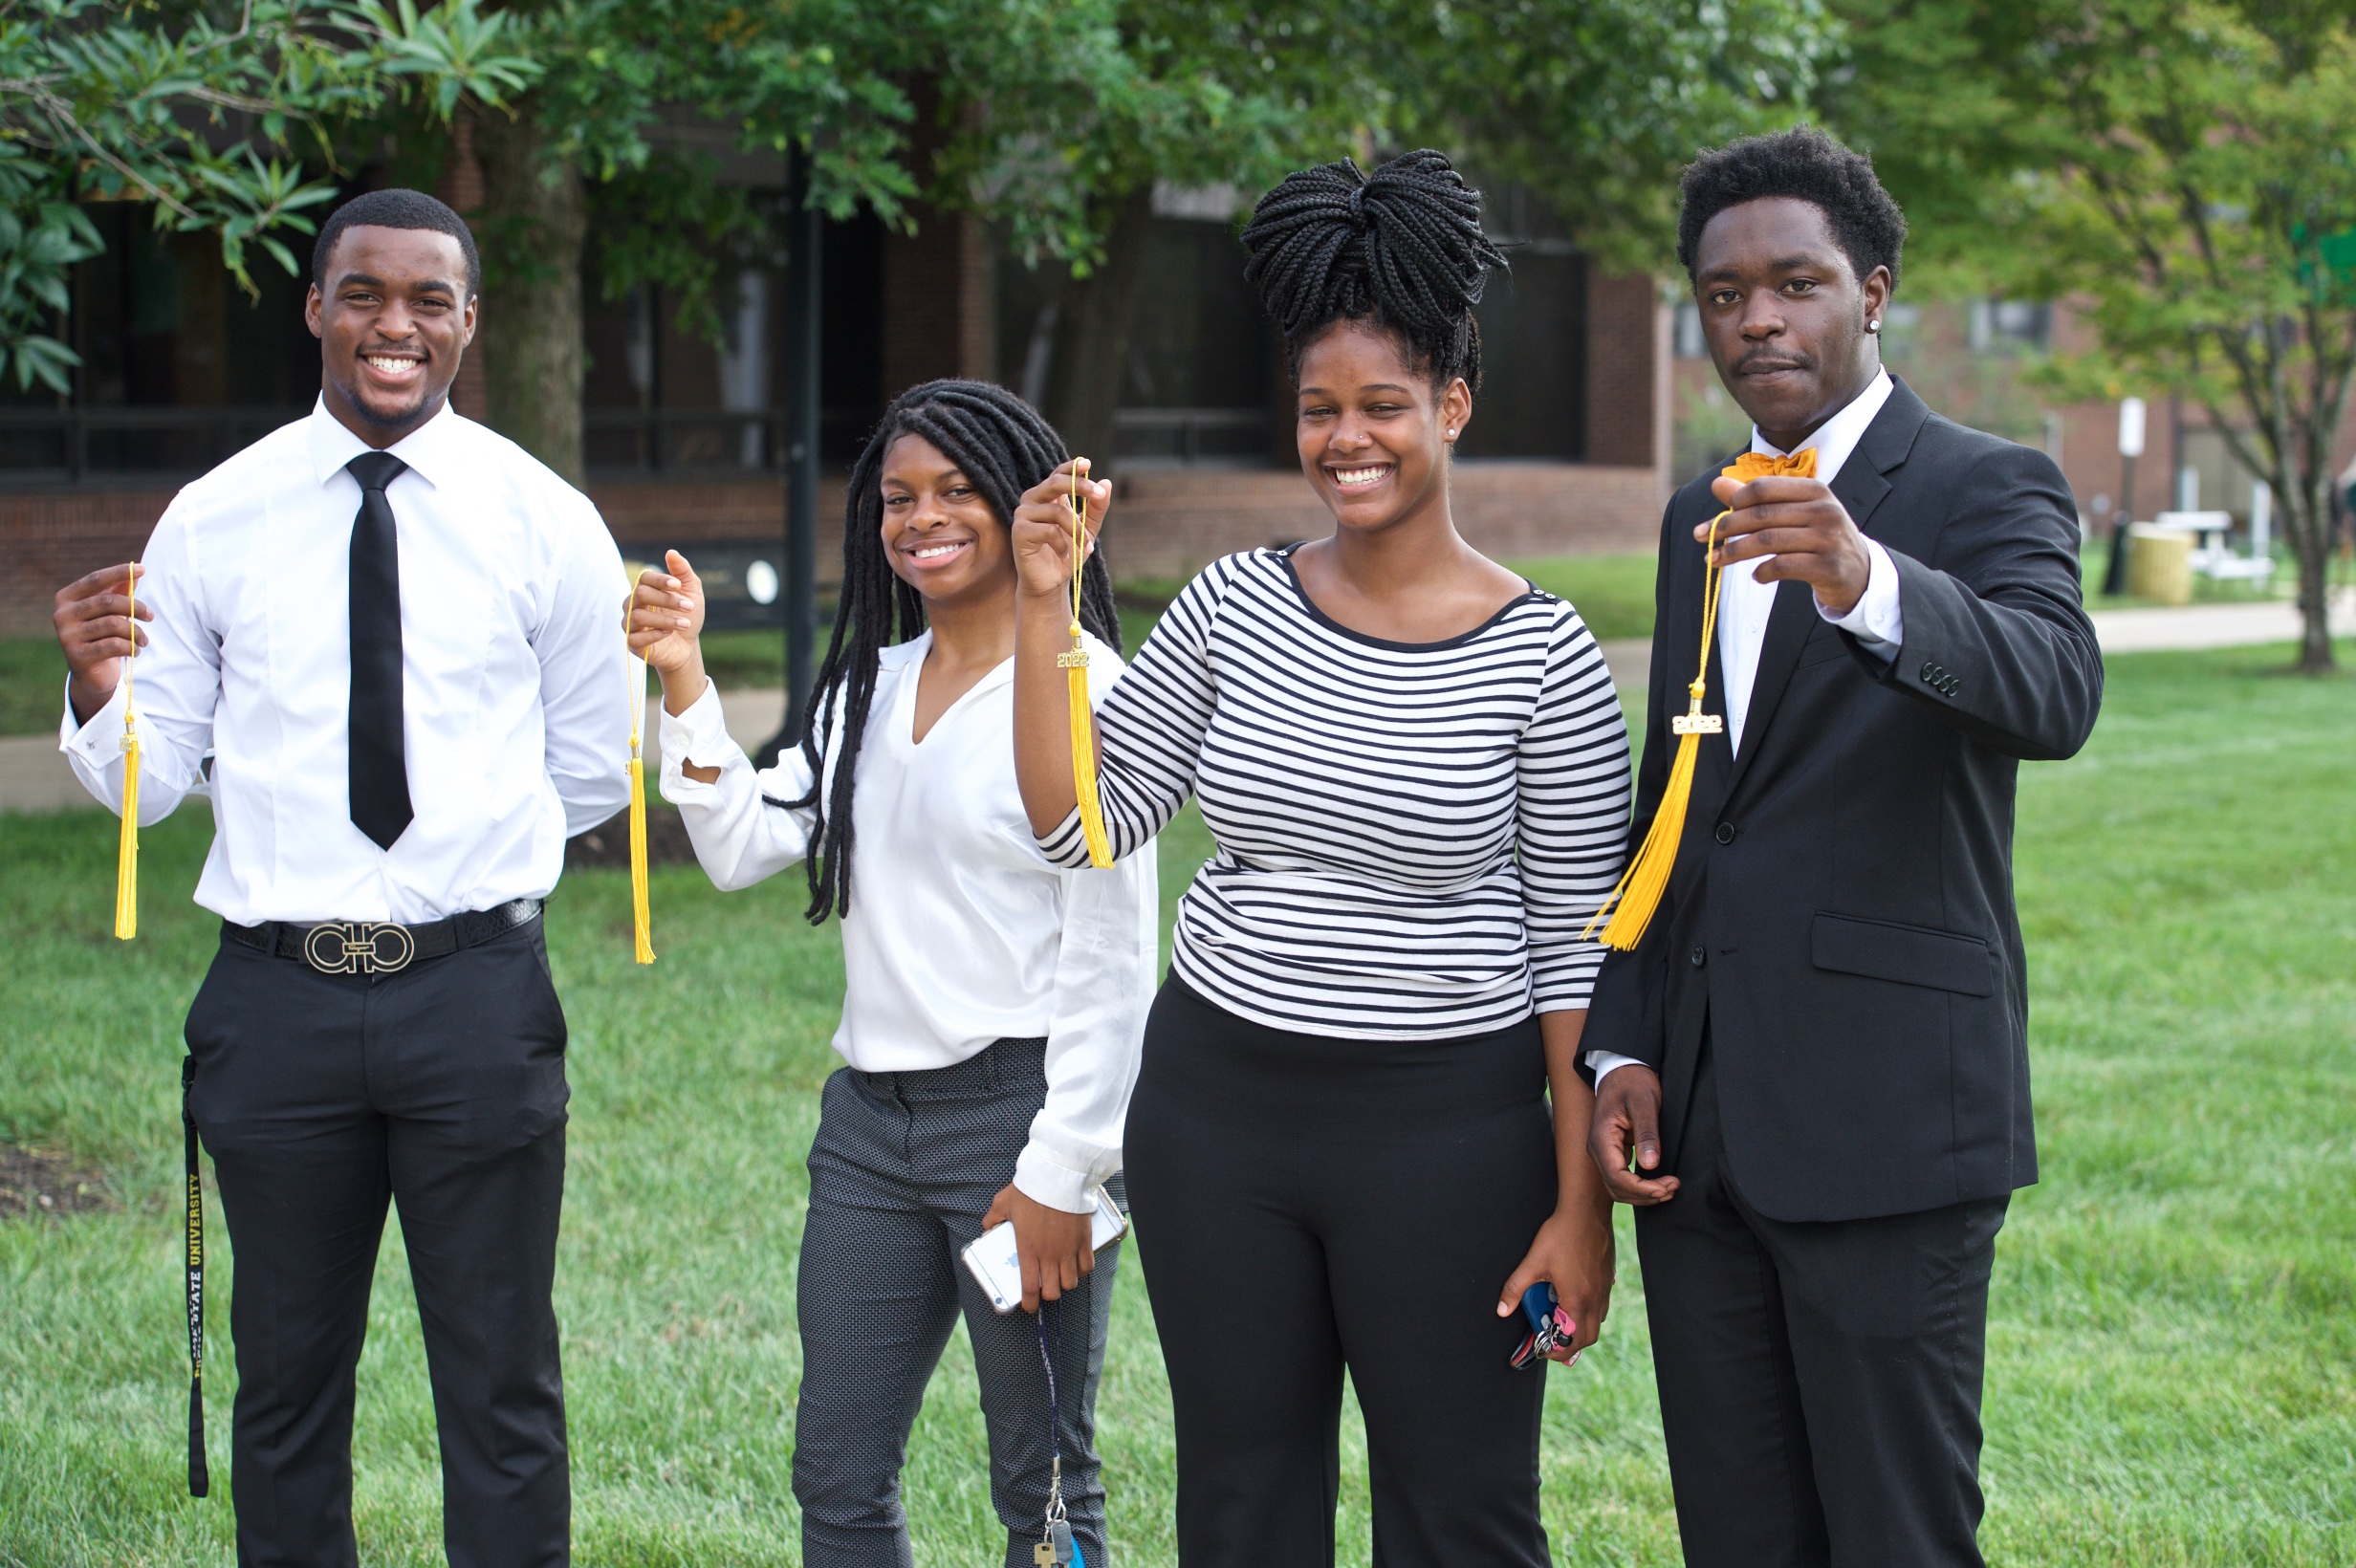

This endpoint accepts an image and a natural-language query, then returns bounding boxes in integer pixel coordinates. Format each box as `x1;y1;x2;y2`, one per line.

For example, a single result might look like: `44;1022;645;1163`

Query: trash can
2126;523;2194;605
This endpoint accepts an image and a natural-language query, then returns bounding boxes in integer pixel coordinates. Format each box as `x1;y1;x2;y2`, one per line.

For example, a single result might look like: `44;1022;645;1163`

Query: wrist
67;674;116;727
658;652;709;716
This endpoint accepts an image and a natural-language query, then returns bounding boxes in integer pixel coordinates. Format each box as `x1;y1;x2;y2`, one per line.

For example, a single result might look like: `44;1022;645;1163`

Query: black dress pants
185;919;572;1568
1634;1034;2007;1568
1123;979;1557;1568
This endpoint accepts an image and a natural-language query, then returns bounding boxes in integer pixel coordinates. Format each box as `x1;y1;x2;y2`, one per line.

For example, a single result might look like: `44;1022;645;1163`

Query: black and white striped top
1039;546;1632;1039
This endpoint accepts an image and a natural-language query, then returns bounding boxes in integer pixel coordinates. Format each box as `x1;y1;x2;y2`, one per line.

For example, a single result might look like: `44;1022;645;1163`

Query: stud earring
1866;320;1882;334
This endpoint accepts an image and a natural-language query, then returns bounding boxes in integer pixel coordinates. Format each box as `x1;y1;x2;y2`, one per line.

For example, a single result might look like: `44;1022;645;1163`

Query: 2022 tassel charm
1583;447;1818;950
1060;466;1113;869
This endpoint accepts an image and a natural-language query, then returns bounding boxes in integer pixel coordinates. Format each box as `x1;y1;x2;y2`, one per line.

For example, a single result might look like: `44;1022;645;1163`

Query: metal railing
1112;406;1272;465
0;403;1286;481
584;406;783;475
0;405;312;483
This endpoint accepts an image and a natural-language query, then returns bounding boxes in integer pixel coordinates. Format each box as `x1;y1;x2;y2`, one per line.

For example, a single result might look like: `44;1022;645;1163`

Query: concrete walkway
0;686;792;817
5;595;2348;815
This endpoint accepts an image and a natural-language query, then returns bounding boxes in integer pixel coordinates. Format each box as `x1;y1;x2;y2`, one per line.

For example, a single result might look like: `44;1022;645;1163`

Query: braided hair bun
1240;149;1507;390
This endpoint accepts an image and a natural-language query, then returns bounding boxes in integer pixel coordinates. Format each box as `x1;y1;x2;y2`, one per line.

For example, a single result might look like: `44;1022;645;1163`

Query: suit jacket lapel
1720;381;1924;801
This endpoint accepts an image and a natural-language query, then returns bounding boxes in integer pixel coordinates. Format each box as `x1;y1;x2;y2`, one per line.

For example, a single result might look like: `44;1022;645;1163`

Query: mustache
1734;350;1813;376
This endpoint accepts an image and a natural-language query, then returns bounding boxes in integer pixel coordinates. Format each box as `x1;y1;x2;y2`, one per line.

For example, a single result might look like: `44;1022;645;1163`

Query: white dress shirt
1589;370;1905;1094
61;399;634;925
659;631;1158;1214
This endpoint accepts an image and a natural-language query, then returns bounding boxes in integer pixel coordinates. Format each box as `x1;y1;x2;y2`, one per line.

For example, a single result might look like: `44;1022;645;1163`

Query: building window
1;203;318;480
1969;298;2049;353
1674;301;1707;359
1459;244;1586;461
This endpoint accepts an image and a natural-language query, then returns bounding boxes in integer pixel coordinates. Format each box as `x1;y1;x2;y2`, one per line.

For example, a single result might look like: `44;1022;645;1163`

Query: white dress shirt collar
1748;366;1894;483
307;395;463;491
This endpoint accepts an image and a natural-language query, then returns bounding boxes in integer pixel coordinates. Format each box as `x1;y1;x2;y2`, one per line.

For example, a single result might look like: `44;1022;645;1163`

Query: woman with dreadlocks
1006;151;1631;1564
628;379;1154;1568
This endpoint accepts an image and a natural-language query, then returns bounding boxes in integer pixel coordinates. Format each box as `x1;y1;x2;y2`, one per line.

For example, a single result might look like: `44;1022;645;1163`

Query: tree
1828;0;2356;672
426;0;1113;481
0;0;532;392
935;0;1835;467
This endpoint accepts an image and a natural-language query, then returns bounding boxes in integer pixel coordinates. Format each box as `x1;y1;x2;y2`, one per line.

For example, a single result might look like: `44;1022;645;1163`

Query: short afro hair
1676;126;1906;297
312;188;481;299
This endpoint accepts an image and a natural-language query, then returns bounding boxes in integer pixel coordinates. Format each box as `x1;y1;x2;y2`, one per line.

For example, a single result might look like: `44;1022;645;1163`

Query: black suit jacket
1583;379;2103;1224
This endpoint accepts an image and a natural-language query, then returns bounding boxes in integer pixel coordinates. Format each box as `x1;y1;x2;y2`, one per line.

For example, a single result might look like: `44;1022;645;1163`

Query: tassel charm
114;565;140;941
1583;447;1817;950
1064;470;1113;868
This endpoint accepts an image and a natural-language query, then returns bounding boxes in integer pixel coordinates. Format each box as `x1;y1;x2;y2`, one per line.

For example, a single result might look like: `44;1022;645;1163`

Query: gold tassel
1584;448;1818;950
627;752;654;964
1062;468;1113;867
114;566;140;941
623;577;655;963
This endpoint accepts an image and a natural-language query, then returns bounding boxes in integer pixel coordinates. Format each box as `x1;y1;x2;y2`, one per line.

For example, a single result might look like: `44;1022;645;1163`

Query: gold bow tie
1724;447;1820;484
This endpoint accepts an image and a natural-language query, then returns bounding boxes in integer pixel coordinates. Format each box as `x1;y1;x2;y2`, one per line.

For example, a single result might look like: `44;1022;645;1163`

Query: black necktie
346;450;414;850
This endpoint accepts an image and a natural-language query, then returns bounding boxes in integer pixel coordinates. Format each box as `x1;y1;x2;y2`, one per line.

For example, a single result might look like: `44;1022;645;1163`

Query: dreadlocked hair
790;378;1122;925
1240;148;1506;392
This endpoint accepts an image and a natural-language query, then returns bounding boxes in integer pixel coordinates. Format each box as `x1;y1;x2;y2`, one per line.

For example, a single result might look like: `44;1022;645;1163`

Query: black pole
2104;450;2136;598
758;146;822;767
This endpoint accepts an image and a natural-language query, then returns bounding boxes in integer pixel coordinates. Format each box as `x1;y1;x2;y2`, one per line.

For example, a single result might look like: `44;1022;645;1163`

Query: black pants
185;919;572;1568
1123;979;1557;1568
1635;1034;2007;1568
795;1039;1120;1568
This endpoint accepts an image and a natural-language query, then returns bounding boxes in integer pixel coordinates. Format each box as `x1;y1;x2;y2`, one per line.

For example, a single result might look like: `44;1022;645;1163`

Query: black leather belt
222;898;542;976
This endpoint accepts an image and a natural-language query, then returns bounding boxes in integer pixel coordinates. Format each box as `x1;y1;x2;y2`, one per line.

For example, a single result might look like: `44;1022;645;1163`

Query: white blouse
659;631;1157;1213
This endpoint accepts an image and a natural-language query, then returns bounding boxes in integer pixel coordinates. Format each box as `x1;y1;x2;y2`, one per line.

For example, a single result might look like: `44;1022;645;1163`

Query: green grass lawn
0;633;66;738
3;643;2353;1565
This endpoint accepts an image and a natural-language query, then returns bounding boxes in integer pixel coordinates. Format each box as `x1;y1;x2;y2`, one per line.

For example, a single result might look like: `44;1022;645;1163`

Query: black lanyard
1032;1297;1078;1568
183;1056;209;1497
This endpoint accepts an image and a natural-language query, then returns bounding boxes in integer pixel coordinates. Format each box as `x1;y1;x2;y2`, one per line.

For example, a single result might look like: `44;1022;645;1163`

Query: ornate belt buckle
301;921;415;975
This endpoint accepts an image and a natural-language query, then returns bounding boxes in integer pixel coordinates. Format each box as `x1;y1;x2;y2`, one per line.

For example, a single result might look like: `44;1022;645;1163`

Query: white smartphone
960;1186;1128;1315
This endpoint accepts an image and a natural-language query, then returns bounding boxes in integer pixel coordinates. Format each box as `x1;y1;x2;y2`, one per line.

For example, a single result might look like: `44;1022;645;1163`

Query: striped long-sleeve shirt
1039;546;1632;1039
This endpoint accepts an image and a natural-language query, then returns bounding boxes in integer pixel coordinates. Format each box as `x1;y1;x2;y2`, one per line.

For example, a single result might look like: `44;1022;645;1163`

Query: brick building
1;148;1677;637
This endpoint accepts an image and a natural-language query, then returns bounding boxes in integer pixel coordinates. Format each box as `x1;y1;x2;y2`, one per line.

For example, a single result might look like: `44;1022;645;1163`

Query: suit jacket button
1690;946;1707;968
1920;660;1937;681
1714;821;1736;844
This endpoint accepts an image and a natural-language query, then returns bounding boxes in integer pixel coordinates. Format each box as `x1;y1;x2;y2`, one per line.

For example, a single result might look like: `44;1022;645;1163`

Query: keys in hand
1508;1282;1579;1370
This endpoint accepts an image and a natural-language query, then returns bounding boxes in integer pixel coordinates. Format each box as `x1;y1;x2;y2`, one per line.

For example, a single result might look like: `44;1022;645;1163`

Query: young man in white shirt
51;188;631;1568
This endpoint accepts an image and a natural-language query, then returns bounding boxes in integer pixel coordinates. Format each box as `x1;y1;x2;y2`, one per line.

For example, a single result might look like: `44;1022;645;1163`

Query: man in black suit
1582;128;2103;1567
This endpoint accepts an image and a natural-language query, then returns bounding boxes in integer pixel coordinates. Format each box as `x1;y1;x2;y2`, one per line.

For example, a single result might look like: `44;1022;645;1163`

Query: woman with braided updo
1005;152;1632;1564
628;380;1156;1568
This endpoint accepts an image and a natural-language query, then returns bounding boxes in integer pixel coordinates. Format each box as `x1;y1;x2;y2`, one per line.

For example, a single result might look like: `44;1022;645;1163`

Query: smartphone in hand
961;1186;1127;1314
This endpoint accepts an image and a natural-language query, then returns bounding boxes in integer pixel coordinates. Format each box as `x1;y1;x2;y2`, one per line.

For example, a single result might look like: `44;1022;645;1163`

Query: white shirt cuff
655;677;729;796
1585;1049;1647;1090
1818;536;1904;654
60;674;130;762
1013;1142;1102;1214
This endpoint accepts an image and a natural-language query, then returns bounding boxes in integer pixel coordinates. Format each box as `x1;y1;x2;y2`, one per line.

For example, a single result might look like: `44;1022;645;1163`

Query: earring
1866;320;1882;334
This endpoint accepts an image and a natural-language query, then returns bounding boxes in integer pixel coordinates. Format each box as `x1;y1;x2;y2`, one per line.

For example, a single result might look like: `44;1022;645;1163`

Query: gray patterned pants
795;1037;1121;1568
